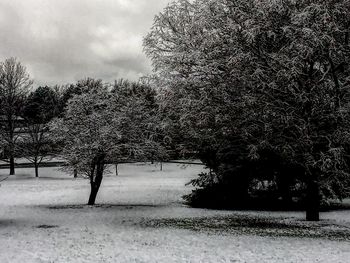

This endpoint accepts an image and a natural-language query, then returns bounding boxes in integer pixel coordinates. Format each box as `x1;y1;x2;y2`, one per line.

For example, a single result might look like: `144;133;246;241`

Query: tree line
0;59;168;205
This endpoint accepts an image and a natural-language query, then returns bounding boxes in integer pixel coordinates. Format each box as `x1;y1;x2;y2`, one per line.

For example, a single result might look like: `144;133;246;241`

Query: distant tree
60;78;106;109
112;79;168;164
22;86;61;123
0;57;33;175
144;0;350;220
19;86;61;177
51;79;163;205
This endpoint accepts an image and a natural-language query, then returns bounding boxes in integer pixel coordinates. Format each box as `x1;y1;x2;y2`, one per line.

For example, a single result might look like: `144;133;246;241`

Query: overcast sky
0;0;170;86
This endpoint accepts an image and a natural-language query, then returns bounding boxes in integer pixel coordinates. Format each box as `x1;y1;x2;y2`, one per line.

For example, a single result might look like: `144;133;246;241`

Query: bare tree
18;86;60;177
17;124;52;177
0;58;32;175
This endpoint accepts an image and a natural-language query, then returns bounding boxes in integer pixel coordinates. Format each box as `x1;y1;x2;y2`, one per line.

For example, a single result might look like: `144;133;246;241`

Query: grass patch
142;215;350;241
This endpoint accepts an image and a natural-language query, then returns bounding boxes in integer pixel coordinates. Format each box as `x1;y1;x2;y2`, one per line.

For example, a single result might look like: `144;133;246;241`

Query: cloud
0;0;170;86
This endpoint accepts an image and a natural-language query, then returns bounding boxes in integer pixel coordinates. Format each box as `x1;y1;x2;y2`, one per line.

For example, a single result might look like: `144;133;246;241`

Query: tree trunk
9;156;15;175
278;175;293;206
87;155;105;205
306;177;320;221
88;182;100;205
34;163;39;178
115;163;118;176
8;118;15;175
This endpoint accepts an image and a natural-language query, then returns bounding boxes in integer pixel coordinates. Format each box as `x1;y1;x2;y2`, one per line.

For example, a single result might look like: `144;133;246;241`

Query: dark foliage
22;86;61;123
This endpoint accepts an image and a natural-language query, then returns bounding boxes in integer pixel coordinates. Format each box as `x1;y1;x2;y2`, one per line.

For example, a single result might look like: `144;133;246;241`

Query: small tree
51;79;162;205
20;86;61;177
0;58;32;175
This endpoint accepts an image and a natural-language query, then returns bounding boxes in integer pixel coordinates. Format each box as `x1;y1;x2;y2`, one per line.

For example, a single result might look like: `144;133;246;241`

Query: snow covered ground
0;163;350;263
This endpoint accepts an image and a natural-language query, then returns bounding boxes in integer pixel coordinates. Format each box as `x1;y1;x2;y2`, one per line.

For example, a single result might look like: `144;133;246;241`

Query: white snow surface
0;163;349;263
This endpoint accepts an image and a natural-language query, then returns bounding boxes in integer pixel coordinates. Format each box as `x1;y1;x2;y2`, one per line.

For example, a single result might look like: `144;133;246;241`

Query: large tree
51;79;163;205
144;0;350;220
0;57;33;175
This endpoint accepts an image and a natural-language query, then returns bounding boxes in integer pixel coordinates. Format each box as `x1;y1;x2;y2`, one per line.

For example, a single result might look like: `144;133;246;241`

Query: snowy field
0;163;350;263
